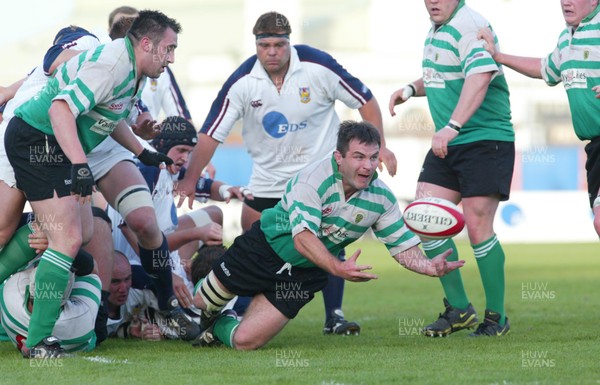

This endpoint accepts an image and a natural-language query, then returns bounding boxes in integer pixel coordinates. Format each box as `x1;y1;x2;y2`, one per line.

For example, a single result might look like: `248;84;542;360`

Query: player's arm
176;133;220;208
293;230;377;282
389;78;425;117
0;77;25;106
358;97;397;176
165;224;223;251
431;71;493;159
46;49;81;76
49;100;92;202
110;121;172;167
394;246;463;277
477;27;542;79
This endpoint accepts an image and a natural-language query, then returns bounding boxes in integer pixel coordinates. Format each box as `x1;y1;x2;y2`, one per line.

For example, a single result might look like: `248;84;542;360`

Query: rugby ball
403;197;465;239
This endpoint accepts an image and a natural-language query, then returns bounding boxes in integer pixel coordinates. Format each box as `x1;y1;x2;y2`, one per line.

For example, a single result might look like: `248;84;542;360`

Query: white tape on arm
218;184;232;200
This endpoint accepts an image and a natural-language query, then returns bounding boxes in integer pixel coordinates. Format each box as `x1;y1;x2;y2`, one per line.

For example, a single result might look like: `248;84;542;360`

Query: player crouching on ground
189;120;464;350
0;250;101;358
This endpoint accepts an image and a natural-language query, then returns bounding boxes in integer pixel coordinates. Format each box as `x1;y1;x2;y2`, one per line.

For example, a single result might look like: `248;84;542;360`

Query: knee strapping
198;271;234;313
113;185;153;218
185;209;212;228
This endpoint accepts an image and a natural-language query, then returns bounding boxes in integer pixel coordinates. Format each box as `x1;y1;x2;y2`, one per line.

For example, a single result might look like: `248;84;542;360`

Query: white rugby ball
403;197;465;239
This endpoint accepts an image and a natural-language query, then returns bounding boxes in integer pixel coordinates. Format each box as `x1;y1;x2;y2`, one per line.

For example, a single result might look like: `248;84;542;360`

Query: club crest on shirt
150;79;158;91
354;212;365;224
299;87;311;104
584;49;590;60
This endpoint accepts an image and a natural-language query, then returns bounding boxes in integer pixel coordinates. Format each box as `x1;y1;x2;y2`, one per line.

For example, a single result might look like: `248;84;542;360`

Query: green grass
1;241;599;385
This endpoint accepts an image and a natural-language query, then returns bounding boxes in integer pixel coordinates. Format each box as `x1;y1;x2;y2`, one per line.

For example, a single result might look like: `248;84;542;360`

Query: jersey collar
125;36;138;81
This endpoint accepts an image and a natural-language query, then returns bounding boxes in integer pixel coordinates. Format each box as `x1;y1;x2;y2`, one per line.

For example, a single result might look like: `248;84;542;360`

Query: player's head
561;0;599;27
108;251;132;307
424;0;460;24
109;15;136;40
128;10;181;78
152;116;198;174
108;5;138;29
334;120;380;194
253;12;291;78
190;245;227;286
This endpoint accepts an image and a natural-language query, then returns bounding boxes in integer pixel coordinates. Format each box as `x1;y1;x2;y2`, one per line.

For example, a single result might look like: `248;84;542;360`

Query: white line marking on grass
82;356;131;364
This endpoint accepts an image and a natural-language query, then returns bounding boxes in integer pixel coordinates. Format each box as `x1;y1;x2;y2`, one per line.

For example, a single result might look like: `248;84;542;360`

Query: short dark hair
190;245;227;285
128;10;182;45
252;12;292;35
108;6;138;28
336;120;381;156
109;16;136;40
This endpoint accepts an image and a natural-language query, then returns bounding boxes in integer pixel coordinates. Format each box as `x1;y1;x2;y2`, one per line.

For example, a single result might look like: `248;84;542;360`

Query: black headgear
151;116;198;154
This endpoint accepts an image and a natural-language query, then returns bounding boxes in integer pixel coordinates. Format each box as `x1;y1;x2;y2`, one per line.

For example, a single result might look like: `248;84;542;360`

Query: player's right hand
477;27;497;58
175;177;196;209
336;249;378;282
70;163;94;203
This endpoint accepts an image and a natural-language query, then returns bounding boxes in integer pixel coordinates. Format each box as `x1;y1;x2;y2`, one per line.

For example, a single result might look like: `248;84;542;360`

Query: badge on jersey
150;79;158;91
299;87;311;104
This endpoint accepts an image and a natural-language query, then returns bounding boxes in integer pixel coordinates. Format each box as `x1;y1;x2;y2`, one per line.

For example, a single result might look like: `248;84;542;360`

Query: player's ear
334;150;343;165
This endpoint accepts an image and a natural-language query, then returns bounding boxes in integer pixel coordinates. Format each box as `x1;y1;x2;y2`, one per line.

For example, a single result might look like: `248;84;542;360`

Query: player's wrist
445;119;462;133
218;184;232;200
402;83;417;100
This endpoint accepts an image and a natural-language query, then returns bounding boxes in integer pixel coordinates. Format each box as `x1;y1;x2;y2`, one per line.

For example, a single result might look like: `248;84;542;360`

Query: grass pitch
1;240;598;385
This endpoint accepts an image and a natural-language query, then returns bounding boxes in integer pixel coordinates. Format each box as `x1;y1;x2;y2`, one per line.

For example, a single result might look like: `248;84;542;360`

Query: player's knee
594;217;600;238
204;206;223;226
125;210;160;243
232;329;265;351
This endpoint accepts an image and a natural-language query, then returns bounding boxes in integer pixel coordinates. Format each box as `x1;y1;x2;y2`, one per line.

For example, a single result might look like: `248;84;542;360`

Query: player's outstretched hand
428;249;465;277
131;116;160;140
335;249;378;282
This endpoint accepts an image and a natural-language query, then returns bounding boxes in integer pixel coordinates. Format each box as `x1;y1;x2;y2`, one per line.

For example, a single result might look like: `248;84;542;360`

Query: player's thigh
415;182;461;204
241;204;261;233
233;293;289;350
97;160;147;204
0;181;26;245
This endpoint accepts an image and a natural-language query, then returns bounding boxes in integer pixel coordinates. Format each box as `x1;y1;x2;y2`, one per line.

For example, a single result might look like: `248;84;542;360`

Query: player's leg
241;201;262;232
584;139;600;237
26;197;88;350
230;294;289;350
460;140;513;337
0;181;26;248
97;160;173;309
462;195;509;336
81;201;114;345
321;249;360;336
417;181;477;337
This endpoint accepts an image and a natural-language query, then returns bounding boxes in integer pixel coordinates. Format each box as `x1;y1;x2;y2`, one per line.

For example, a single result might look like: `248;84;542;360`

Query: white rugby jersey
261;155;421;267
141;67;191;121
0;270;101;353
200;45;373;198
15;37;144;154
541;6;600;140
0;34;100;142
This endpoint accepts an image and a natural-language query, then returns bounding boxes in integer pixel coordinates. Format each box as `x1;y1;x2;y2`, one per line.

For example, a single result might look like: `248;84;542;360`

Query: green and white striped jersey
541;6;600;141
261;155;421;268
0;270;101;353
422;0;513;145
15;37;144;154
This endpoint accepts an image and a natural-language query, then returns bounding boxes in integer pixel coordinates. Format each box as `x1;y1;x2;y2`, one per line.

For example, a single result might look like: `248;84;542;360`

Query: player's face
167;144;194;174
145;27;178;79
424;0;460;24
335;139;380;198
255;37;291;78
108;260;132;306
561;0;599;27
